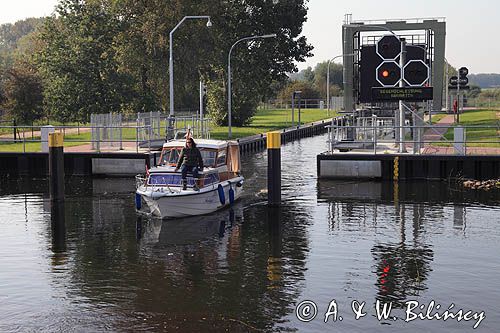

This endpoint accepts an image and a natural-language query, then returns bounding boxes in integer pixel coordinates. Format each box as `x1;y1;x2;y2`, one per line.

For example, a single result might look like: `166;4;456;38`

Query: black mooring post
49;132;65;201
267;131;281;206
50;201;66;253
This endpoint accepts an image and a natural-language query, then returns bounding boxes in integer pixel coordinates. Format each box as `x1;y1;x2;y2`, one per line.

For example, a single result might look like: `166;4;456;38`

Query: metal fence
0;124;154;153
136;111;162;143
263;97;344;111
134;112;211;141
0;111;213;153
90;113;123;150
327;119;499;155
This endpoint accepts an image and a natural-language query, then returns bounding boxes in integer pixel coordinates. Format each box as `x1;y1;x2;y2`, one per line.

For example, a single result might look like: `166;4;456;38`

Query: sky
1;0;499;74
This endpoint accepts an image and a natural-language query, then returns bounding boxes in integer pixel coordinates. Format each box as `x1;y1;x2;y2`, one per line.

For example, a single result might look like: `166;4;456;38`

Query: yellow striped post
49;132;65;201
393;156;399;181
267;132;281;206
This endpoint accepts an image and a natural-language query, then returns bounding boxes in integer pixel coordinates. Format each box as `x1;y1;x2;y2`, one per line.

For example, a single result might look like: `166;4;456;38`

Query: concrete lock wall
92;158;150;176
319;160;382;178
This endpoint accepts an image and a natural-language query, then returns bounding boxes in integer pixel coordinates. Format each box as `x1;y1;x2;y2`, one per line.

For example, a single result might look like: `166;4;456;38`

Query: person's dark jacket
176;147;204;169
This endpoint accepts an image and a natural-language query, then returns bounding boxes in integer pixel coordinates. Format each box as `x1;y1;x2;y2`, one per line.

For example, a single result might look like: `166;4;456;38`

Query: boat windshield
148;172;220;187
159;149;179;165
148;174;195;186
201;150;216;167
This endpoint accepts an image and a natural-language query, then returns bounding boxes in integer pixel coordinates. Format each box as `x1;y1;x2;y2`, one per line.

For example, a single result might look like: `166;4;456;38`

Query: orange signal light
382;70;390;78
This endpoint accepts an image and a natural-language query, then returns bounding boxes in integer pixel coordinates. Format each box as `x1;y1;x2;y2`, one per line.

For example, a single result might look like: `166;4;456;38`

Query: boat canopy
163;139;231;150
160;139;240;171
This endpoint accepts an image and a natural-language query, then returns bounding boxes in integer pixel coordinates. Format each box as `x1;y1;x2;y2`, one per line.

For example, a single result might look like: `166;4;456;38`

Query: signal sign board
403;60;430;86
372;87;433;101
376;61;401;87
449;69;469;87
376;35;402;60
449;76;459;85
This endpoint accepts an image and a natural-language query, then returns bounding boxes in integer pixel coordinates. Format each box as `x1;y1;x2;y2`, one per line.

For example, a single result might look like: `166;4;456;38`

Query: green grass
436;109;499;147
0;108;336;152
211;108;337;139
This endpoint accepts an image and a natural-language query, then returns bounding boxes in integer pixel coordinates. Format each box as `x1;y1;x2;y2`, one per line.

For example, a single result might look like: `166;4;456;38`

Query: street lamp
292;90;302;126
169;15;212;118
326;53;355;114
228;33;277;139
444;57;450;116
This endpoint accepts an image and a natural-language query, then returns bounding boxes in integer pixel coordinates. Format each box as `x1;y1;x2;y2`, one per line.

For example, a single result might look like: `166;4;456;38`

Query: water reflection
50;201;66;254
372;243;433;308
319;181;441;309
138;206;238;245
44;189;312;332
453;204;467;232
1;131;500;332
317;180;500;206
373;202;433;308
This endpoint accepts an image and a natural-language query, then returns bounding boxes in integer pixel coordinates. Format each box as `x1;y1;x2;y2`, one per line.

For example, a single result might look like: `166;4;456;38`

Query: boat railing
136;173;213;191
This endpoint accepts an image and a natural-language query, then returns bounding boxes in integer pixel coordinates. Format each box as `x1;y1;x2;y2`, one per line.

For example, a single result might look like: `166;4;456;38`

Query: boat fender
228;182;235;205
135;193;142;210
217;184;225;205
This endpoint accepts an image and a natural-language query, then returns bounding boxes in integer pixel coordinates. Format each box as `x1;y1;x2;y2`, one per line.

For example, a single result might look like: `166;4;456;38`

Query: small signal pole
267;131;281;206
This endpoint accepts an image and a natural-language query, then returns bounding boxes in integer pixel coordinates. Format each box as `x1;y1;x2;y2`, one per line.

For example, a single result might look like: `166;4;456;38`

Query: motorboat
135;139;244;218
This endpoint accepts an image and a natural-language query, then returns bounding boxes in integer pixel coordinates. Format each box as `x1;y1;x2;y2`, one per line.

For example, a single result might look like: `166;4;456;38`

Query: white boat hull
137;177;243;219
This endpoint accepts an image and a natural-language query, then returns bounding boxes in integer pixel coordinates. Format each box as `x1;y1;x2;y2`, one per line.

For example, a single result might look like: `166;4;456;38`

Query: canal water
0;134;499;332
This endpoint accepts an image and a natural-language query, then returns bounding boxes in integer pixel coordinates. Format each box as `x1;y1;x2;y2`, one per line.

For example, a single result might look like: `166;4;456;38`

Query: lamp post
168;16;211;137
444;57;450;116
291;90;302;127
326;53;355;114
228;33;277;139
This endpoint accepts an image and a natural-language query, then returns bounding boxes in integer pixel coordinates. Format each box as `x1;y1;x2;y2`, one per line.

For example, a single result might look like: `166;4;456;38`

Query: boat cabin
151;139;241;188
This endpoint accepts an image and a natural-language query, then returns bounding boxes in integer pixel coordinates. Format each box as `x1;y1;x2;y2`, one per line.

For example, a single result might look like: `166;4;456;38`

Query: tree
204;0;313;126
0;18;45;121
313;61;343;99
2;60;44;124
33;0;312;127
37;0;134;123
277;80;320;102
289;66;314;83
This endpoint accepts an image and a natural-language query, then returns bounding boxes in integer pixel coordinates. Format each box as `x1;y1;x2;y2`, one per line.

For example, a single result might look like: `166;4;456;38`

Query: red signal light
382;70;390;78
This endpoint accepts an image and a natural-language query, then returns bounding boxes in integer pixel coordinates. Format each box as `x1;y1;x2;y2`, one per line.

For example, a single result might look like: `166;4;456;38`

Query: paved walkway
64;141;142;153
422;114;455;143
0;126;91;140
421;114;500;155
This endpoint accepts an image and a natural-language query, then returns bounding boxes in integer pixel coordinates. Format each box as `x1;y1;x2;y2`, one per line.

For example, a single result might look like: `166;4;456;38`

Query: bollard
50;201;66;253
267;131;281;206
49;132;65;201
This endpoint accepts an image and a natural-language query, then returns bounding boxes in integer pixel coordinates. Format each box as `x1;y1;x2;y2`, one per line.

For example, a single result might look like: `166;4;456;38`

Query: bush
206;78;259;127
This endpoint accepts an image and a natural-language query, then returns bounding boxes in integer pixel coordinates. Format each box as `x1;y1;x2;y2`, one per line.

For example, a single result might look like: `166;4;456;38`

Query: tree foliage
37;0;135;123
313;61;343;98
2;60;44;124
277;80;320;102
0;18;45;122
2;0;313;127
